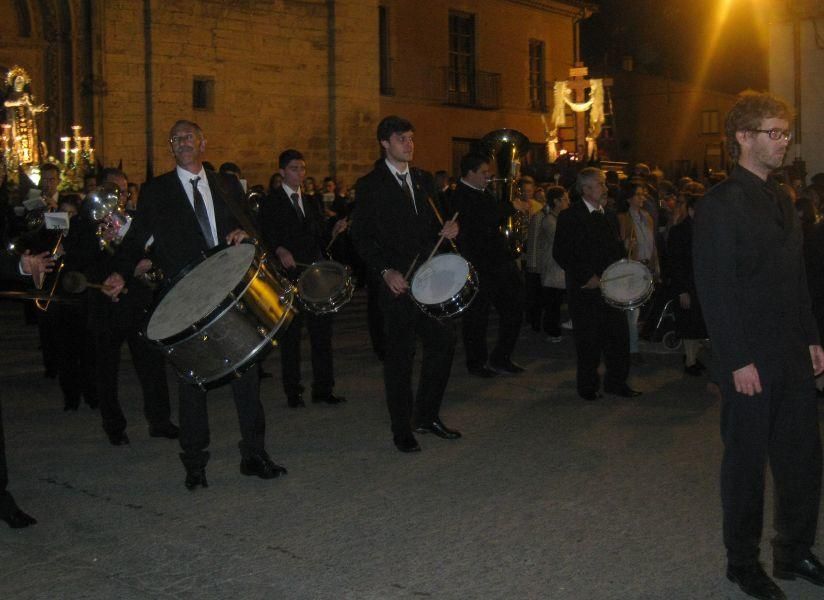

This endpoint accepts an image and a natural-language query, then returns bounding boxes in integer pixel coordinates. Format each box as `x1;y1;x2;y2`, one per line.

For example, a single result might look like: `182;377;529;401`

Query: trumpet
85;182;132;253
34;229;65;312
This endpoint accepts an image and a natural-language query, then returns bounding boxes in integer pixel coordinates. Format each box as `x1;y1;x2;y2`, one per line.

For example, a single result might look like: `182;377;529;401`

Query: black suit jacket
451;181;514;275
258;187;324;266
350;160;440;277
115;169;241;282
693;165;818;377
552;200;625;290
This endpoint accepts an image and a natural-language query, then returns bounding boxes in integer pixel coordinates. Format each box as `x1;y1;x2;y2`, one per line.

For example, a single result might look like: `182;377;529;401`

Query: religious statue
3;66;48;169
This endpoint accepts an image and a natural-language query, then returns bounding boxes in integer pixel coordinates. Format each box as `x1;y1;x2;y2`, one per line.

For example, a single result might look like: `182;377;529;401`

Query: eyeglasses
750;128;793;142
169;133;196;145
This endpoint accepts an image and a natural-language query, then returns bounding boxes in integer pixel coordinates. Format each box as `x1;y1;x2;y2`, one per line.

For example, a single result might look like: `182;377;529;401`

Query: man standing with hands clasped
694;91;824;600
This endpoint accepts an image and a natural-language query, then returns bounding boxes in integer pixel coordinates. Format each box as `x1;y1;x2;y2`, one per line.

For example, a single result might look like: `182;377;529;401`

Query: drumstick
424;212;459;265
403;254;420;280
426;197;459;253
599;273;637;284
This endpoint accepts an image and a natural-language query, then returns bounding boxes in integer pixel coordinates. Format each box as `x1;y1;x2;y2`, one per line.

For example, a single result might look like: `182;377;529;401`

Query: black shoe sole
773;567;824;586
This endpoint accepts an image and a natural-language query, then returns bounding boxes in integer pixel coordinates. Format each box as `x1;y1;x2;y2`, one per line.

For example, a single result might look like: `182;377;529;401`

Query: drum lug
256;326;268;338
234;301;246;313
223;357;231;366
165;347;174;356
201;333;209;342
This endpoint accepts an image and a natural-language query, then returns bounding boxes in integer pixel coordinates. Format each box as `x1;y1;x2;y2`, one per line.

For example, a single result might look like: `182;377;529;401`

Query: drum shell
296;260;354;314
146;247;296;388
412;258;480;319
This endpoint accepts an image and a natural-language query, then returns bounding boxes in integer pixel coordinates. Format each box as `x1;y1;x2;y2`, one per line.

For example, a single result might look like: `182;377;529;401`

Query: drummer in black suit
451;151;525;377
258;149;345;408
103;119;286;490
552;167;639;401
350;115;461;453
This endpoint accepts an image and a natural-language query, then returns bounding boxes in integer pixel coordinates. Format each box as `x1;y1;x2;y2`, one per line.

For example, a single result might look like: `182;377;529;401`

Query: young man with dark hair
451;151;524;377
258;149;344;408
350;115;461;453
694;90;824;600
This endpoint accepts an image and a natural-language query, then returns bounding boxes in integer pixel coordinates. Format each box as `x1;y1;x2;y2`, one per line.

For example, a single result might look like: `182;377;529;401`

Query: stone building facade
1;0;591;186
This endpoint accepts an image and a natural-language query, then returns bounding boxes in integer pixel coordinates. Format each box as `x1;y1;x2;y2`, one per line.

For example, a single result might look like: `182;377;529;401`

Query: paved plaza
1;292;822;599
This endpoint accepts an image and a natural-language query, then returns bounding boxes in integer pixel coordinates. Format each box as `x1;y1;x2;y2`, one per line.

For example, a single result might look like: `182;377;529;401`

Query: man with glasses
694;91;824;600
102;120;286;489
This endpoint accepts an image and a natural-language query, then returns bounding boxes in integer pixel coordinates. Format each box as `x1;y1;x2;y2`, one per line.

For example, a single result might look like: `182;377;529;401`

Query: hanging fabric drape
544;78;605;162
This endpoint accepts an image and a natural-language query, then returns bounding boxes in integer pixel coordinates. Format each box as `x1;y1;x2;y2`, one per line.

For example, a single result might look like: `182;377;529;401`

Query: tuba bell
480;129;531;258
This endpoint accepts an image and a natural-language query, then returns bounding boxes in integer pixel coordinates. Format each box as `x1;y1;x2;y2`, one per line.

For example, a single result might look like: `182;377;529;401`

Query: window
448;11;476;105
701;110;719;135
192;77;215;111
528;40;546;111
379;6;393;95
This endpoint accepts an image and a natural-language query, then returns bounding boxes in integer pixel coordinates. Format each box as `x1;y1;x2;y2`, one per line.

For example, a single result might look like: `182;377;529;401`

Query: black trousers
51;302;98;408
524;271;544;330
720;358;822;566
541;287;565;337
279;309;334;398
366;275;385;360
462;263;523;369
0;397;21;518
381;292;456;437
92;322;171;436
568;288;630;395
177;367;266;471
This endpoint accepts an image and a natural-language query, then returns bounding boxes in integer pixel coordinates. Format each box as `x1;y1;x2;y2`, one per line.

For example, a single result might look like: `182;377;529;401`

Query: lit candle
60;136;70;164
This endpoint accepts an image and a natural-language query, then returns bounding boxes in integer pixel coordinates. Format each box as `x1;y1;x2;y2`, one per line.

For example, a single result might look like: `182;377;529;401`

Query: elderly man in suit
258;149;345;408
103;120;285;490
1;249;54;527
552;167;639;401
694;91;824;600
350;115;461;453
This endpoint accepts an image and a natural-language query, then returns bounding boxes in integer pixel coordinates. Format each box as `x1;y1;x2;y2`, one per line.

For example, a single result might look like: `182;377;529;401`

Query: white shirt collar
282;183;301;199
176;165;207;187
460;177;485;192
385;159;410;179
583;197;603;213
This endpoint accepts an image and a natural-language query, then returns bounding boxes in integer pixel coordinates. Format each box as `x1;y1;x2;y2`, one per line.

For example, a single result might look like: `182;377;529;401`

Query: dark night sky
580;0;770;94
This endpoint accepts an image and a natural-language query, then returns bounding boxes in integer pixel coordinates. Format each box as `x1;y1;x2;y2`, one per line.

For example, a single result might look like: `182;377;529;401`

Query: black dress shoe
774;553;824;586
287;394;305;408
579;391;603;401
727;563;786;600
468;366;497;378
1;508;37;528
240;454;288;479
63;397;80;411
312;393;346;405
604;385;642;398
184;468;208;491
107;431;130;446
414;419;462;439
149;422;180;439
489;360;526;375
393;434;421;453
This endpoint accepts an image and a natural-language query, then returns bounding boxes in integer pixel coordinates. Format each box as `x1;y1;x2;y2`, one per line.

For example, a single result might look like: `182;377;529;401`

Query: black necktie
190;177;215;248
397;172;417;213
290;192;304;220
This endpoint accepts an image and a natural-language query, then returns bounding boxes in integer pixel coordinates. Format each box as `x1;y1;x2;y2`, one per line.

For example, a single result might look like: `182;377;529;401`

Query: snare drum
600;258;654;310
145;243;296;388
297;260;353;314
410;253;479;319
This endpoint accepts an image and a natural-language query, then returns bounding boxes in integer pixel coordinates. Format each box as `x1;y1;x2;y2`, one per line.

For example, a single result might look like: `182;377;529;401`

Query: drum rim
297;260;349;302
145;241;267;344
601;258;655;308
414;262;479;319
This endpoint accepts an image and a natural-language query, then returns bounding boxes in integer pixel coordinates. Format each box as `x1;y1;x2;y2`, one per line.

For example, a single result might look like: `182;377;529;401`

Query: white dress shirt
176;165;218;243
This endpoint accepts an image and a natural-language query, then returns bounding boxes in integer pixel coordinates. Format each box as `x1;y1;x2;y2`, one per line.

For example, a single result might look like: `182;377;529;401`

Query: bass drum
600;258;654;310
145;242;296;388
297;260;353;314
410;253;479;319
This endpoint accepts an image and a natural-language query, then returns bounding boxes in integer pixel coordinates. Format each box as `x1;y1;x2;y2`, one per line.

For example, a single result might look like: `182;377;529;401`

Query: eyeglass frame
749;128;793;142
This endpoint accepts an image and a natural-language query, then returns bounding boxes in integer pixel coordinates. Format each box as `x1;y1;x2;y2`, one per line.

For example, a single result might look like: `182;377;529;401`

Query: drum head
411;254;470;304
298;261;347;302
600;259;653;306
146;244;256;341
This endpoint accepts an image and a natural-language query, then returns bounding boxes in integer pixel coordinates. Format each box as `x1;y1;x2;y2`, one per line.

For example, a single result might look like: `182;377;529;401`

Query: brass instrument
34;228;65;312
84;182;131;253
480;129;531;258
245;187;266;215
